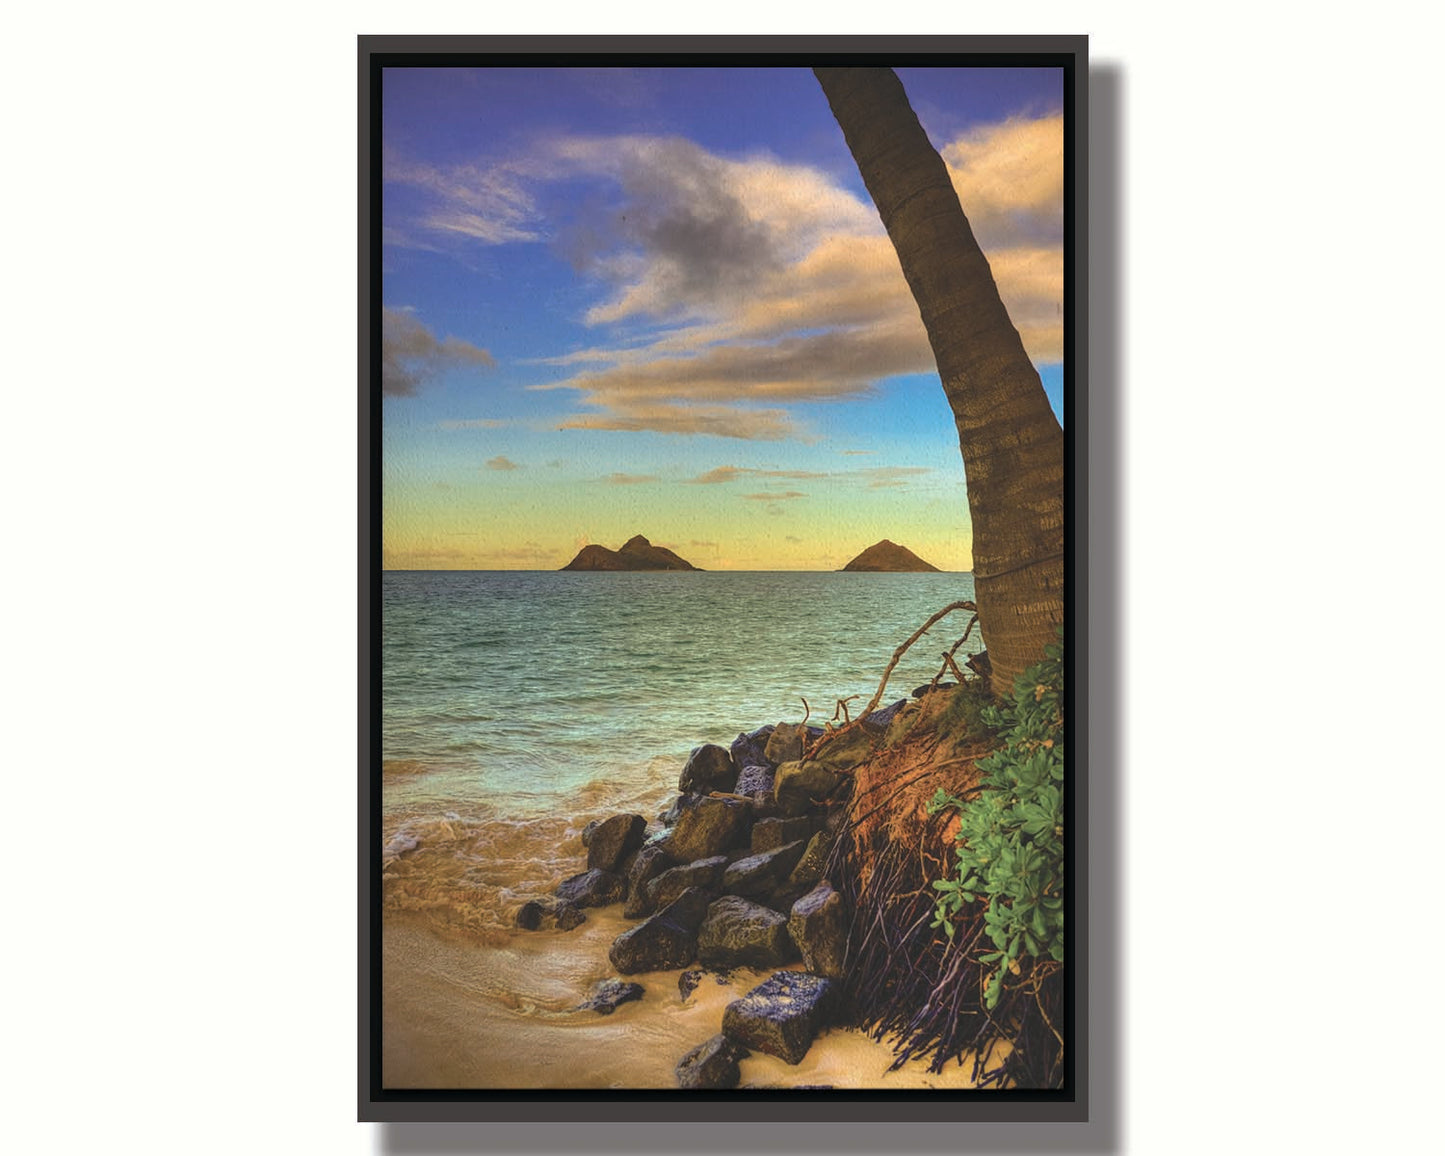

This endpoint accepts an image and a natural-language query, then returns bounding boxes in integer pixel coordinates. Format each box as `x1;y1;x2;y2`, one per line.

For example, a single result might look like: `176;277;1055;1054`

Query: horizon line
381;567;975;575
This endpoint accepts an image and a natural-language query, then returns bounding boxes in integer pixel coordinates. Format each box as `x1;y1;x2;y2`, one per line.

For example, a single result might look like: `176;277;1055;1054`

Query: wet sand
382;908;985;1090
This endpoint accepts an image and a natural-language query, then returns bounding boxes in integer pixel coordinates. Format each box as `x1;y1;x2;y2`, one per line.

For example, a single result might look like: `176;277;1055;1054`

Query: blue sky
381;66;1064;570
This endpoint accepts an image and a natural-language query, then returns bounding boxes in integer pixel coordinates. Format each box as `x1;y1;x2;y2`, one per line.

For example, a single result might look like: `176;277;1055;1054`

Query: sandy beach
382;908;986;1090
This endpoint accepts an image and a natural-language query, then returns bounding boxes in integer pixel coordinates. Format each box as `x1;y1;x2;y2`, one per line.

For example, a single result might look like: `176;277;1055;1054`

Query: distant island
561;535;702;572
840;540;941;572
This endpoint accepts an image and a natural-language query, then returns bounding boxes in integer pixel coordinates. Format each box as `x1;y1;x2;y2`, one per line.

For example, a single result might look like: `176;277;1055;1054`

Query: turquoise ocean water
381;570;980;931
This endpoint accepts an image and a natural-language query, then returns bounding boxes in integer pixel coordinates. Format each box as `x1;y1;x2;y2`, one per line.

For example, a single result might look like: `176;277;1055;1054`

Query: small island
561;535;702;571
840;540;941;572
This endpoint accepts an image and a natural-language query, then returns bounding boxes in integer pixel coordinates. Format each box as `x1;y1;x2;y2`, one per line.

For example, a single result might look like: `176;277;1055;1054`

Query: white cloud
387;107;1063;434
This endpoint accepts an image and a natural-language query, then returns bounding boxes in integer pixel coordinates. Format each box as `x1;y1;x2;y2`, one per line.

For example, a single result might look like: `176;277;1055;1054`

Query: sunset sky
381;65;1064;571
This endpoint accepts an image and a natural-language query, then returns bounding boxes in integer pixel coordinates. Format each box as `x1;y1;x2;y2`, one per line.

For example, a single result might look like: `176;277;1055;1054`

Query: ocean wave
382;811;586;935
382;769;674;937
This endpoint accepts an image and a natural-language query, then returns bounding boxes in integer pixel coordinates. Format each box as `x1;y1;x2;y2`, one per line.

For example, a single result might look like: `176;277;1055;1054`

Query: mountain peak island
560;535;702;571
840;540;942;572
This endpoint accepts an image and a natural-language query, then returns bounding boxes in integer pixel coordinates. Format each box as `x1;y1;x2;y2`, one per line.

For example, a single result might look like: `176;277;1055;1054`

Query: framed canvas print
361;35;1087;1122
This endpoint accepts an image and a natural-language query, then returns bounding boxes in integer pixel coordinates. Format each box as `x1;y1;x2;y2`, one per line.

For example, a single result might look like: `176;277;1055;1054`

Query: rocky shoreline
514;700;916;1089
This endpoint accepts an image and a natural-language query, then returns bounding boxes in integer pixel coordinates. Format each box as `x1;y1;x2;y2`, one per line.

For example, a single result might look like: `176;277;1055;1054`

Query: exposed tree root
824;708;1064;1087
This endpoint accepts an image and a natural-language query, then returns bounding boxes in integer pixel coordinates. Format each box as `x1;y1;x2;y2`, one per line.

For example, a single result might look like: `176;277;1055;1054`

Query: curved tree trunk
815;67;1064;694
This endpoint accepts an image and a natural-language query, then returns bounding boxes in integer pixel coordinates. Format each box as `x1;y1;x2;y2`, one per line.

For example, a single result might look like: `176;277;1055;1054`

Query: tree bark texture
815;67;1065;693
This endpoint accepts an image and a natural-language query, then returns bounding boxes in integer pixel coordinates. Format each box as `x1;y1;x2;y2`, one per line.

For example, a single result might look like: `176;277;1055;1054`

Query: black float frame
359;34;1091;1125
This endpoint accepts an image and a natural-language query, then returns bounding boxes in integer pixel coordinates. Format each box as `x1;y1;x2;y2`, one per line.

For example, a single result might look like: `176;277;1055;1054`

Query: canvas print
375;60;1072;1094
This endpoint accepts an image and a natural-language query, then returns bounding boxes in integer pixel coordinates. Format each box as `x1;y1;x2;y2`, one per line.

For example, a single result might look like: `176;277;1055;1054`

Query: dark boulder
722;971;839;1065
676;1034;750;1090
764;722;807;765
586;813;647;873
731;726;775;773
514;897;587;932
581;819;601;846
735;764;776;799
555;868;626;909
789;882;848;977
697;895;796;970
514;900;547;931
662;796;750;862
646;855;727;910
866;698;909;729
608;887;712;975
622;841;677;919
678;744;738;795
578;978;645;1015
750;815;813;853
810;725;880;773
773;761;845;817
678;969;704;1002
722;841;808;899
662;793;701;826
785;828;837;894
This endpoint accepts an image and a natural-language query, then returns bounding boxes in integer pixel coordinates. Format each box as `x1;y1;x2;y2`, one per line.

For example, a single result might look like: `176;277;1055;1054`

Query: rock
730;726;775;773
578;978;644;1015
608;887;712;975
722;971;839;1065
662;796;750;861
744;792;782;822
586;813;647;873
789;882;848;977
773;761;845;817
581;819;601;847
662;793;701;825
966;650;991;678
676;1034;750;1090
646;855;727;910
678;969;703;1002
678;744;737;795
514;897;587;932
722;841;808;899
866;698;909;729
784;828;837;895
750;815;813;853
697;895;797;970
764;722;807;765
555;904;587;931
515;900;547;930
811;724;879;772
555;868;626;909
735;764;776;799
622;842;677;919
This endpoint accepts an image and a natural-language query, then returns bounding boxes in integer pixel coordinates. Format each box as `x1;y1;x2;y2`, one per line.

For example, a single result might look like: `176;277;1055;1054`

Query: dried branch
859;601;976;721
942;651;968;684
928;614;981;692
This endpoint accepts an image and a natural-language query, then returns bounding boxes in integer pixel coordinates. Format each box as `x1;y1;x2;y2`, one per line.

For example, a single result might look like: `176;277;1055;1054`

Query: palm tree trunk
815;67;1065;694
